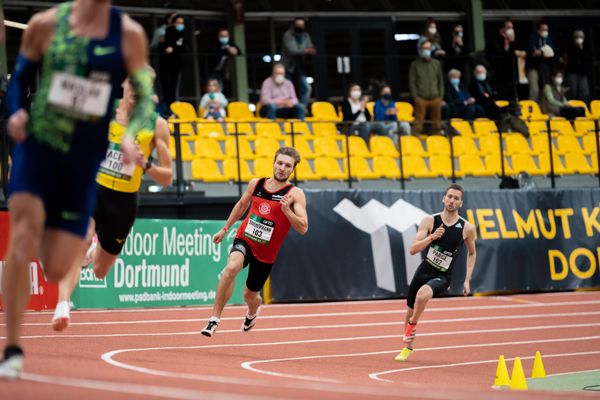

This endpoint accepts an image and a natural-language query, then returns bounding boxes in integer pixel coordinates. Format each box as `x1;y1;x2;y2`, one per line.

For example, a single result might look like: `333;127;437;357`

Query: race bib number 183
244;214;275;244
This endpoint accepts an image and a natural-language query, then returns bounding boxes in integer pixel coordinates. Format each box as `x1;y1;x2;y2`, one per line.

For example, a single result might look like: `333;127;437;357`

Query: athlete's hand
431;225;445;240
463;280;470;296
8;109;29;143
120;136;137;165
213;228;227;244
280;194;293;214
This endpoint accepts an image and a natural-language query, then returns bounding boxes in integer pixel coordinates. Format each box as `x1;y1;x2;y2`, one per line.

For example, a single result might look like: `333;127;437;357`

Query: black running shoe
201;320;219;337
241;314;257;332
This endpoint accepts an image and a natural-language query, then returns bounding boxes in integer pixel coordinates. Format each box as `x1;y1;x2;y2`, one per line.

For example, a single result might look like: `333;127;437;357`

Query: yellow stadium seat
429;155;458;178
459;154;491;177
284;121;313;137
583;133;599;155
366;101;374;117
592;153;598;171
225;137;255;160
538;153;567;175
527;120;549;136
197;121;226;139
556;135;584;155
315;157;346;180
284;136;316;159
255;137;280;159
227;102;255;121
564;153;594;174
519;100;549;121
295;160;321;181
373;156;401;179
591;100;600;119
426;135;450;156
400;136;427;157
195;138;226;160
567;100;592;118
505;134;533;155
452;136;480;156
191;158;227;182
311;101;341;121
345;136;372;157
169;136;194;161
226;122;255;138
255;122;283;139
170;101;200;121
312;122;339;137
253;157;274;178
370;136;399;157
495;100;509;108
223;158;254;181
510;153;544;176
531;134;558;155
574;118;596;137
479;135;501;154
347;156;378;180
450;118;474;137
395;102;415;122
402;155;435;179
550;117;577;136
473;118;499;136
484;154;505;175
314;137;345;158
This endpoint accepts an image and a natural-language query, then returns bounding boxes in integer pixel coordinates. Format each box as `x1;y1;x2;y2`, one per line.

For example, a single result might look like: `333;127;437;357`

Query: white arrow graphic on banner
333;198;428;293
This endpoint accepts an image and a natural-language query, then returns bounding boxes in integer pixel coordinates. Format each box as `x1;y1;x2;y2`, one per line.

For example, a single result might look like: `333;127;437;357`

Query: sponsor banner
270;189;600;302
0;212;59;311
72;219;245;308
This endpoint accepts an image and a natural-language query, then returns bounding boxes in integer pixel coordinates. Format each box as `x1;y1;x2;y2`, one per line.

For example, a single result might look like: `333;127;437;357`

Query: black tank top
424;213;466;272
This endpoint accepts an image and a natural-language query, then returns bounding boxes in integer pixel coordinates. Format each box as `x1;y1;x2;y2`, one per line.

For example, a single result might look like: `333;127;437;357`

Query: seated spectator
373;85;410;141
444;69;485;121
541;71;585;120
469;64;501;121
259;63;305;121
199;79;227;121
341;83;373;143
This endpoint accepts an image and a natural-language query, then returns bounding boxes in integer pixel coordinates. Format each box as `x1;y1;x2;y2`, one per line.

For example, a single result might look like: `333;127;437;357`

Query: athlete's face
273;154;296;182
443;189;463;212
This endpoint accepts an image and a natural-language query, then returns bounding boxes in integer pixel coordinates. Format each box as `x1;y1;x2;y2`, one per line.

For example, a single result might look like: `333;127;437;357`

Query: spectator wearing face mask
469;65;502;121
541;71;585;120
259;63;305;121
417;19;446;59
281;18;316;106
490;19;527;101
527;22;556;102
341;83;374;143
445;69;485;121
159;14;186;109
209;28;241;97
446;24;468;74
373;85;411;142
564;30;590;104
409;40;444;135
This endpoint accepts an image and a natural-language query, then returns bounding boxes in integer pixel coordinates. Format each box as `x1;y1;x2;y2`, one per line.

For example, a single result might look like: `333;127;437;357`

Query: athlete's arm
463;222;477;296
281;187;308;235
144;117;172;186
408;215;444;255
213;179;259;244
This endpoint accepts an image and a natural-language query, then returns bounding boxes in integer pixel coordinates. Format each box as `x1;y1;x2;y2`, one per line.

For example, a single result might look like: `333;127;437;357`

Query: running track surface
2;291;600;400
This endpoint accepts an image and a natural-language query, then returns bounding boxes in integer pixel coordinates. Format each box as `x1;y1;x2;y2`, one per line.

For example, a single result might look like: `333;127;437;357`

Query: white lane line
242;337;600;382
369;350;600;383
21;372;281;400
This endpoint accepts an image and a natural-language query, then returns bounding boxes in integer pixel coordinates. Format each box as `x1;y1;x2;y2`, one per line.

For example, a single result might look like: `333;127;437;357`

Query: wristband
143;158;153;172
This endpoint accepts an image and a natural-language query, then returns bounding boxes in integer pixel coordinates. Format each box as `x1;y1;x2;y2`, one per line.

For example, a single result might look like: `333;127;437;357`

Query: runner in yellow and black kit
51;69;172;331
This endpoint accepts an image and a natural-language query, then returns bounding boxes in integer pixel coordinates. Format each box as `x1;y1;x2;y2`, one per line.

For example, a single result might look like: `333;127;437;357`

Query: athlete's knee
9;219;42;264
221;263;242;281
416;287;433;303
243;288;259;303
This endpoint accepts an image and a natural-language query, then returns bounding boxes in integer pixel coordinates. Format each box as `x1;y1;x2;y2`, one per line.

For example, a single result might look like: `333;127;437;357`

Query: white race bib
48;72;111;119
98;143;135;180
426;244;453;271
244;214;275;244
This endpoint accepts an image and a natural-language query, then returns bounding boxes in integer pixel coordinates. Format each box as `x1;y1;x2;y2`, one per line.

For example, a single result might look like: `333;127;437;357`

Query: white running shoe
0;348;24;379
241;308;260;332
51;301;71;332
201;319;219;337
81;235;98;267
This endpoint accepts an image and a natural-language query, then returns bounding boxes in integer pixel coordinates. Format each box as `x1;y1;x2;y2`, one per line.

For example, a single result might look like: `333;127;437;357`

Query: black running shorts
406;261;451;309
94;185;138;255
230;238;274;292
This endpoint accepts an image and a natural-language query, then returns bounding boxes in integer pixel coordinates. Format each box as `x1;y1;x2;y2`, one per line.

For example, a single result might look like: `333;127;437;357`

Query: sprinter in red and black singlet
202;147;308;337
395;184;477;362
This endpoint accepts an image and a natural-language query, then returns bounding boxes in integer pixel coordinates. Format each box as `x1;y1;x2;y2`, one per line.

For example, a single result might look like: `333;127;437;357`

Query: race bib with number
244;214;275;244
98;142;135;180
426;244;453;271
48;72;111;120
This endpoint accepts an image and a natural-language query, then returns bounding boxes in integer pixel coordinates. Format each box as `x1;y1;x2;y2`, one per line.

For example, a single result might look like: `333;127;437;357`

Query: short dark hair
275;147;301;167
445;183;464;199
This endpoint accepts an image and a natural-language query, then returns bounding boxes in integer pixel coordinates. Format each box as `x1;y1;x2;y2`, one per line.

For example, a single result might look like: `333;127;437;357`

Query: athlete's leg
91;246;119;279
409;284;434;325
244;287;262;317
211;251;245;319
2;194;45;348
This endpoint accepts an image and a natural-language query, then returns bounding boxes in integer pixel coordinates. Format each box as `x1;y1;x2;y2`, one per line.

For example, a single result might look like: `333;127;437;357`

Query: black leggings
406;262;451;309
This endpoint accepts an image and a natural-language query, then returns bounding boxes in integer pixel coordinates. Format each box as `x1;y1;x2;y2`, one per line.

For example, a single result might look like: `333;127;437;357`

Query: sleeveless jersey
96;108;158;193
28;2;126;154
424;213;467;272
236;178;294;263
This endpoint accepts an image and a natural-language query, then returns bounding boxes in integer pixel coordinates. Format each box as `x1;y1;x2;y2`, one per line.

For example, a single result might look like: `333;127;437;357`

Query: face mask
219;37;229;45
476;73;486;82
382;93;391;100
350;90;362;100
540;30;549;39
175;24;185;32
450;78;460;87
554;78;563;86
505;28;515;39
274;74;285;84
420;49;432;58
428;27;437;35
454;31;463;38
294;26;304;34
575;38;584;45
